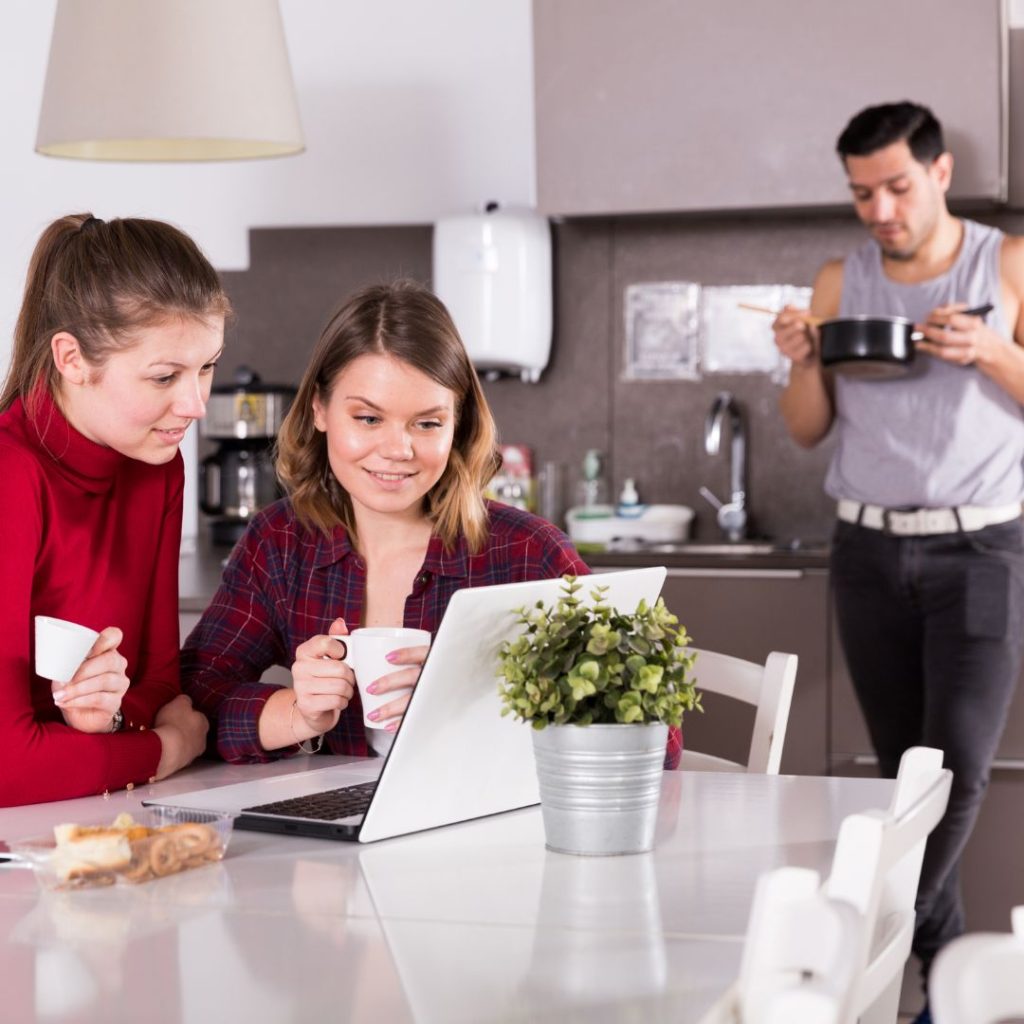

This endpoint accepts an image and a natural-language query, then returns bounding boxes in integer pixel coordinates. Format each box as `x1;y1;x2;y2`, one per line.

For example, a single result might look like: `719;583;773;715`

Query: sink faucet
700;391;747;542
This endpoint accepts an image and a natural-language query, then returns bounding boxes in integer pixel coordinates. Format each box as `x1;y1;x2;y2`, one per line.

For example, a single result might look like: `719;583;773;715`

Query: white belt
837;499;1022;536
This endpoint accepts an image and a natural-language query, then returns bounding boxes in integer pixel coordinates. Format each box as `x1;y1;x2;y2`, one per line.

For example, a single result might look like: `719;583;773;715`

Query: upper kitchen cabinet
533;0;1006;216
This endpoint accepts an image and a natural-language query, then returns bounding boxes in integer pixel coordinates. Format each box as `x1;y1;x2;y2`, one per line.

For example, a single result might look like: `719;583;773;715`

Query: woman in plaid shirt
180;280;625;764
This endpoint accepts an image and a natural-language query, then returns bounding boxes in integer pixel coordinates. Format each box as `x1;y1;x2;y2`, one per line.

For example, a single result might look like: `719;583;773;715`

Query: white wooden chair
698;746;951;1024
697;866;866;1024
930;905;1024;1024
681;648;797;774
824;746;953;1024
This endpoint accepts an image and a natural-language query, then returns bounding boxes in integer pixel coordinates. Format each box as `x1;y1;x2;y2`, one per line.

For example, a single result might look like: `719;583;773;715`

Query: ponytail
0;213;231;415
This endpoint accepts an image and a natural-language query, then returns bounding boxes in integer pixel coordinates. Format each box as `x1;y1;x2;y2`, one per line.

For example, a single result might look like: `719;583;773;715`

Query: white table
0;759;894;1023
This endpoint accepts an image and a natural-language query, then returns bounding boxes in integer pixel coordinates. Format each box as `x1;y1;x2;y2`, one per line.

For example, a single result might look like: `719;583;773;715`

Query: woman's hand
51;626;129;734
365;642;430;732
915;303;998;368
772;306;820;369
291;618;355;739
152;694;210;780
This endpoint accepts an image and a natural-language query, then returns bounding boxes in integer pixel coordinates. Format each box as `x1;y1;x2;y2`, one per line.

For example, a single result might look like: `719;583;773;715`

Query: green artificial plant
497;576;702;729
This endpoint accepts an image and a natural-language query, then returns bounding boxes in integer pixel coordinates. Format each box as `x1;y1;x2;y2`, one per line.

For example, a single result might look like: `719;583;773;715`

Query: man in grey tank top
772;101;1024;1023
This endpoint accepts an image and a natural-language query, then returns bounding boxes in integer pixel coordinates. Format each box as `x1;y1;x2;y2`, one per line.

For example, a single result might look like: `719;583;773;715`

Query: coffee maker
200;366;295;546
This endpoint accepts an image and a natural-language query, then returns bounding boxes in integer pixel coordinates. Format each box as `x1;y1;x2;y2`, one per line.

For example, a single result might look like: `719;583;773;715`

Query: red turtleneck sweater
0;392;180;805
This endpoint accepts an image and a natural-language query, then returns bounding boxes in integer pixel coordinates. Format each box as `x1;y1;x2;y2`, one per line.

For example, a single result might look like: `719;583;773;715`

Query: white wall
0;0;535;371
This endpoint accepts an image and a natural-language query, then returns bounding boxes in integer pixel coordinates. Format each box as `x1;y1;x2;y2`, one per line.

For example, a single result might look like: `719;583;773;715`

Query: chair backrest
696;866;865;1024
930;905;1024;1024
680;648;797;774
739;866;865;1024
824;746;952;1024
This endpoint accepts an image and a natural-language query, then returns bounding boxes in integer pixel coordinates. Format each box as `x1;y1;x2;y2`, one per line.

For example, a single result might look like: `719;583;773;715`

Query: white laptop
145;567;666;843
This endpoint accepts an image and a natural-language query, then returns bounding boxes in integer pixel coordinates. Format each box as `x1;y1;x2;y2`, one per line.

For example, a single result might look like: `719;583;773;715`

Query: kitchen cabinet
533;0;1005;216
591;563;830;775
961;771;1024;930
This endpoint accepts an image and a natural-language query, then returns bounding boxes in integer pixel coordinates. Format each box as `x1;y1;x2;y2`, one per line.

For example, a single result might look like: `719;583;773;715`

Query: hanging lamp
35;0;304;161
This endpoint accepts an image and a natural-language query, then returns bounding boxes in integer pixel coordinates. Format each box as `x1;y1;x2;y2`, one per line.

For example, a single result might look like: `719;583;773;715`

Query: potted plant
497;576;701;856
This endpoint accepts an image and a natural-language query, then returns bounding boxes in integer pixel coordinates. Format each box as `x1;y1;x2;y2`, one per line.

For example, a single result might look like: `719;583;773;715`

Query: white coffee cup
338;627;432;729
35;616;100;685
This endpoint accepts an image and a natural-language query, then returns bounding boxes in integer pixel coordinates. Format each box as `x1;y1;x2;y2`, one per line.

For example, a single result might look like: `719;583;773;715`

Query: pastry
50;813;223;887
51;825;132;884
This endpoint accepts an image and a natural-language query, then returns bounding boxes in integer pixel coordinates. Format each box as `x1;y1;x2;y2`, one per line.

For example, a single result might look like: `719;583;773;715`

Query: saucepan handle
962;303;995;318
910;302;994;342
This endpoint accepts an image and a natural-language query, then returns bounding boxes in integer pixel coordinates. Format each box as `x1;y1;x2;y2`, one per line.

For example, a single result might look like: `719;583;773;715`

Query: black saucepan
819;303;994;379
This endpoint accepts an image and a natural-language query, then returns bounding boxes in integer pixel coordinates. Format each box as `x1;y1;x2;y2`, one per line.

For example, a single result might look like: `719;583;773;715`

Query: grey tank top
824;219;1024;507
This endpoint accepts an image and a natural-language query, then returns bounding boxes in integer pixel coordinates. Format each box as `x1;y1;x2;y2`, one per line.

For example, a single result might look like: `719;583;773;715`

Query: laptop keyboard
242;780;378;821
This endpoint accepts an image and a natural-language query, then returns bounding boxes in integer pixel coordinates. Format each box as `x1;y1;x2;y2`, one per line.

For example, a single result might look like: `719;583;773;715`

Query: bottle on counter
487;443;534;511
537;460;566;528
616;478;647;518
576;449;610;514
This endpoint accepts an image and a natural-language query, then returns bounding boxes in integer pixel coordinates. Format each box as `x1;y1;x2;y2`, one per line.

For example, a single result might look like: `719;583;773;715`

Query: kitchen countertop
178;531;832;614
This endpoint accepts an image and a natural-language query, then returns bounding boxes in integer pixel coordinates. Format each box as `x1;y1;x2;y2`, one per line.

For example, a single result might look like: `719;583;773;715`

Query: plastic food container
9;807;236;891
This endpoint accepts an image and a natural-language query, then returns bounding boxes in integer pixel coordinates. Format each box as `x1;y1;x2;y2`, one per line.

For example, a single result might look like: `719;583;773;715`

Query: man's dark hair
836;101;945;165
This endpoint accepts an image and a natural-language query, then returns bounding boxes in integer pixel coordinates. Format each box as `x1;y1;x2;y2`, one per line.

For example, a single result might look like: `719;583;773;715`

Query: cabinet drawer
963;769;1024;931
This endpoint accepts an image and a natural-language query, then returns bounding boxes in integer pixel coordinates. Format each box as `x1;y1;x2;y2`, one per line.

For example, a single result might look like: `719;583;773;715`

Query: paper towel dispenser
432;204;552;383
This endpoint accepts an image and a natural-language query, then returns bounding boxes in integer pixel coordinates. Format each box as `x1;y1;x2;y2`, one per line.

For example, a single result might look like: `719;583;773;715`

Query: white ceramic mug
338;627;431;729
35;616;100;685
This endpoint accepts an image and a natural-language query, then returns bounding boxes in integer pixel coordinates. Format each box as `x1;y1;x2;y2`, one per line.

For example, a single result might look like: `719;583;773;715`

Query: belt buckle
883;507;918;536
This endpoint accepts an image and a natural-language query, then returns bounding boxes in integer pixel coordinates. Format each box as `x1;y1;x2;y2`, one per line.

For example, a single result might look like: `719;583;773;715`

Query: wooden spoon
737;302;825;328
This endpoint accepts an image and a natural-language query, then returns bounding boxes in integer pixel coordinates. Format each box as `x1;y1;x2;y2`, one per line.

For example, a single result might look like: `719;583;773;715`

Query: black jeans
830;518;1024;978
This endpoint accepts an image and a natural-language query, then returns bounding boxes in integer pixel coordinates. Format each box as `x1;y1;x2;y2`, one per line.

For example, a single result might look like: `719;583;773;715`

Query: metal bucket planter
531;722;668;856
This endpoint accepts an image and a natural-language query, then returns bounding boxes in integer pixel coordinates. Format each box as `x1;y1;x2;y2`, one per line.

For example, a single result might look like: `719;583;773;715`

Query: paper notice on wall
623;281;701;380
701;285;812;382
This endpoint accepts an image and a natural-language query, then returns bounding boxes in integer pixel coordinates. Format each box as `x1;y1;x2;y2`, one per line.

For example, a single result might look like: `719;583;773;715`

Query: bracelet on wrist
290;699;324;755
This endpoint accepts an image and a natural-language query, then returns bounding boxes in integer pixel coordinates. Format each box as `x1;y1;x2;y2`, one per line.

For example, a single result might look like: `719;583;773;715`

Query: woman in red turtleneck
0;214;230;806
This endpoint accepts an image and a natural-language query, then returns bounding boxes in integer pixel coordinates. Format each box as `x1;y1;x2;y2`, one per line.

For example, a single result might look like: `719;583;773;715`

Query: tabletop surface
0;758;894;1024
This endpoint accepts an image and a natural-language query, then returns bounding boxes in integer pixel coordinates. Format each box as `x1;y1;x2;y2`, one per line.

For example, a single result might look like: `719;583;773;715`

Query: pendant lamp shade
36;0;304;161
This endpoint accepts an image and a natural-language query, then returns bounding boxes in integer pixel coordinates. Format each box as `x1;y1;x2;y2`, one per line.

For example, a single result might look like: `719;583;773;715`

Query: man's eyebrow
847;173;909;192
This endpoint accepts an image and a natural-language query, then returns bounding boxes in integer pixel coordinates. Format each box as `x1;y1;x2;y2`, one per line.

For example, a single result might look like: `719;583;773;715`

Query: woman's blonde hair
276;280;500;552
0;213;231;416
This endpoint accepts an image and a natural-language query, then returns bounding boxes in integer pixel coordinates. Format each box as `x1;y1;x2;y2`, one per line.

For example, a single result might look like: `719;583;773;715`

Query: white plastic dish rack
565;504;694;547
